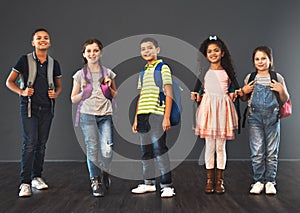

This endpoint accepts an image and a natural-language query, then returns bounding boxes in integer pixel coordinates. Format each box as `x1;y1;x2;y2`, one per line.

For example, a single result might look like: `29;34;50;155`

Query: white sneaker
131;184;156;194
265;182;277;195
250;181;264;194
19;183;32;197
31;177;48;190
161;187;175;198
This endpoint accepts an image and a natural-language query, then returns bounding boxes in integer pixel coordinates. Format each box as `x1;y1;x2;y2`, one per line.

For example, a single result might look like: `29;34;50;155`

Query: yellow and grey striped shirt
137;59;172;115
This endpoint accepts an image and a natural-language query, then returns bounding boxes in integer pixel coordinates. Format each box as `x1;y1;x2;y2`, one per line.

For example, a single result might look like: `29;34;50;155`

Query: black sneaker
91;177;104;197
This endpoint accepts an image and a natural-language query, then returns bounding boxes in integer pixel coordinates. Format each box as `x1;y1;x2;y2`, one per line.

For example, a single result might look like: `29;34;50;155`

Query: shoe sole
161;195;175;198
19;194;32;197
32;185;48;190
132;190;156;194
93;193;104;197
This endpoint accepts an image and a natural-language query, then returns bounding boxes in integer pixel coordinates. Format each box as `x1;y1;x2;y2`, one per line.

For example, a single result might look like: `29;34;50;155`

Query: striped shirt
137;59;172;115
244;72;285;86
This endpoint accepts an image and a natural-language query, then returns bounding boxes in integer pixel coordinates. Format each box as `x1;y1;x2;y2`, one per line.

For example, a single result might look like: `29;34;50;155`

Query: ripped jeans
80;114;113;178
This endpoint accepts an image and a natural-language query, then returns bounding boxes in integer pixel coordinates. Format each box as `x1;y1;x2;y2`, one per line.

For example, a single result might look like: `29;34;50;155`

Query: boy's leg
131;132;156;194
32;107;53;179
20;106;38;185
139;133;155;184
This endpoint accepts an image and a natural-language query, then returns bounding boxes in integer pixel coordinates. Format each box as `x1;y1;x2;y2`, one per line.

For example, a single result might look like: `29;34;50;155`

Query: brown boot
205;169;215;193
215;169;225;194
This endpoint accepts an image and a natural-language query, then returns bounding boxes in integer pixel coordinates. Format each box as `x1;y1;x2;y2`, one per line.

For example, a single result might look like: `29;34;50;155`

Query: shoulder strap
269;71;282;106
139;62;165;87
27;53;37;87
139;69;145;86
242;71;257;128
26;52;54;88
153;62;164;90
248;71;257;84
47;55;54;89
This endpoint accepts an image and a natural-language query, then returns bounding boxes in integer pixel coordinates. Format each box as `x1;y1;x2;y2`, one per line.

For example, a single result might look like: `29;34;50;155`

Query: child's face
206;43;224;64
254;51;271;72
140;41;160;64
83;42;102;64
32;31;51;50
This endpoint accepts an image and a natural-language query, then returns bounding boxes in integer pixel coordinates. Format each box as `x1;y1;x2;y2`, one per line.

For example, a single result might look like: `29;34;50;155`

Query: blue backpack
140;62;182;126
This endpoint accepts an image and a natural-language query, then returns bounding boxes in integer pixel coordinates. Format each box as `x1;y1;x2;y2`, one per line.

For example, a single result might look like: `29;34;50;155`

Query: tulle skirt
195;93;238;140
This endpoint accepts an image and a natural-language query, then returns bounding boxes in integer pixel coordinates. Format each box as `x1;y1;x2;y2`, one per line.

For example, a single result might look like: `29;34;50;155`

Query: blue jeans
248;84;280;184
80;114;113;178
138;114;172;188
20;104;53;184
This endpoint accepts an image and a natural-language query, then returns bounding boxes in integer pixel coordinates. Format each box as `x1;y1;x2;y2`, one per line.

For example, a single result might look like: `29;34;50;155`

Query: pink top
204;69;230;94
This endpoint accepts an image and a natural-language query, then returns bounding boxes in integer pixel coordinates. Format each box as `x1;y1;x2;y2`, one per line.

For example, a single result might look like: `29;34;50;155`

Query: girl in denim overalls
237;46;290;195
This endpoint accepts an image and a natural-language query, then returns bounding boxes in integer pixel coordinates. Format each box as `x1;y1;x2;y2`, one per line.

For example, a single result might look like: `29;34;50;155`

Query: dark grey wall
0;0;299;161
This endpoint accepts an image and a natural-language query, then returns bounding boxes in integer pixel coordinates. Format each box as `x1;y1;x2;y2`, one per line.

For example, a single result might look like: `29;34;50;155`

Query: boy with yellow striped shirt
131;38;175;198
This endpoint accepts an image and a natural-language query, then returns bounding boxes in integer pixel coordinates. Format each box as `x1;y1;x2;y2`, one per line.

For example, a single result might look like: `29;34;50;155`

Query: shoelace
35;178;46;185
21;184;30;191
161;188;175;195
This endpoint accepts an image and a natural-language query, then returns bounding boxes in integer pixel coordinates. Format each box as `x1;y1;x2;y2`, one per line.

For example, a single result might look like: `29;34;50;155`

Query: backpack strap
269;71;282;107
26;52;54;88
47;55;54;89
26;53;37;87
242;71;257;128
139;62;165;106
153;62;165;106
229;74;241;133
26;52;54;118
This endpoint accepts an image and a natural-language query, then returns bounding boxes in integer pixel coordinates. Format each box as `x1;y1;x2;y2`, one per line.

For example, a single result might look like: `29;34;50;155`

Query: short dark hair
31;28;50;40
140;37;159;47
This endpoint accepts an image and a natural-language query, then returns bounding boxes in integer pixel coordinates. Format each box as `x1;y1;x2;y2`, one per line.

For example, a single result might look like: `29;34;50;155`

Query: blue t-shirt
13;52;62;107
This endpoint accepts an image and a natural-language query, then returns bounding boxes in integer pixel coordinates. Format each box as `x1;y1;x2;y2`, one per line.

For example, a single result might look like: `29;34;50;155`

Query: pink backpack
74;65;112;127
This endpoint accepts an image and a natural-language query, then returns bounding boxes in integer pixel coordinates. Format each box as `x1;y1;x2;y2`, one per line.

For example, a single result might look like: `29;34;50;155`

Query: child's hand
191;92;201;102
230;92;238;102
103;77;112;87
48;89;56;99
81;80;87;91
235;88;244;97
270;79;284;93
132;117;138;133
163;117;171;131
242;80;255;95
22;87;34;97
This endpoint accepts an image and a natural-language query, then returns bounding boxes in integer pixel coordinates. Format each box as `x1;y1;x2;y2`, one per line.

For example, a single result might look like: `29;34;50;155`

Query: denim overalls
248;83;280;184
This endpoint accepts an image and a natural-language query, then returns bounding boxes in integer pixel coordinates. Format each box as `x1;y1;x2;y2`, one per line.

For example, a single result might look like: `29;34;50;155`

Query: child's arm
236;80;255;101
163;84;172;131
48;77;62;99
270;79;289;103
71;79;83;104
6;70;34;97
103;77;118;98
132;94;140;134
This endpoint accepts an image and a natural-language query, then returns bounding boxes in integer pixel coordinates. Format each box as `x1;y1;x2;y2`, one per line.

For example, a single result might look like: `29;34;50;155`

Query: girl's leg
205;138;216;169
204;138;216;193
265;119;280;184
215;138;226;194
216;138;226;170
80;114;101;178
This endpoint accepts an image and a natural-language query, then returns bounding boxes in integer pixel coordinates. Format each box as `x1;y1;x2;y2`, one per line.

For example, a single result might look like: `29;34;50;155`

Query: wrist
241;88;245;96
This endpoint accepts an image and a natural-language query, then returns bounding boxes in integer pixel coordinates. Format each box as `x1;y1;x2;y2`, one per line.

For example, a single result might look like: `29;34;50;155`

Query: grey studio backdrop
0;0;299;162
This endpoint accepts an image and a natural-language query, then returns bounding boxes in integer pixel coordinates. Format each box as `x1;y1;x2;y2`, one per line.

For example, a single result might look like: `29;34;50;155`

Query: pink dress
195;69;238;140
